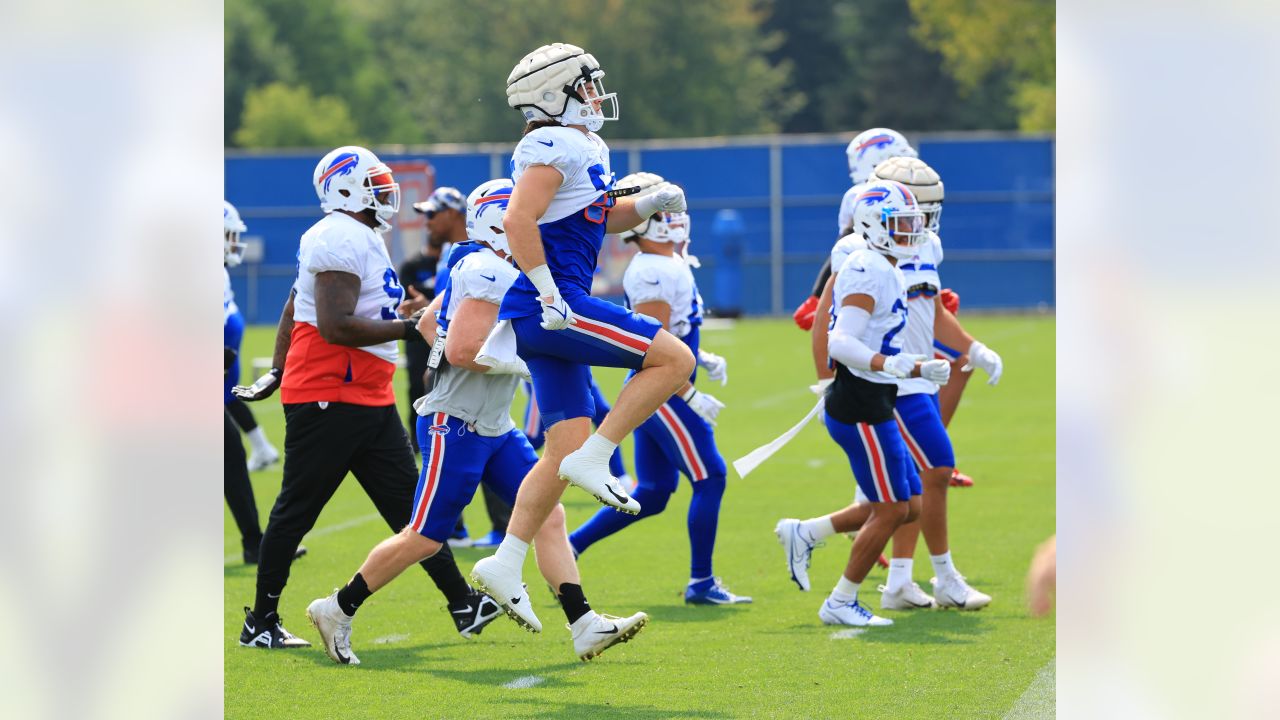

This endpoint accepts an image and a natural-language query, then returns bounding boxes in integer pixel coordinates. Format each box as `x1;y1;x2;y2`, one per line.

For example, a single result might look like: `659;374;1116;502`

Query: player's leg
522;381;546;451
589;377;630;482
775;492;874;593
896;394;991;609
816;414;917;627
482;428;648;657
569;425;676;555
347;407;475;614
933;298;976;487
472;484;512;548
242;402;364;649
225;310;279;470
224;410;263;562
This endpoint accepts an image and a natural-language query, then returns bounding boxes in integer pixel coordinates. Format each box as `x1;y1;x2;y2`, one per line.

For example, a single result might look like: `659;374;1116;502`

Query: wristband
402;319;424;343
680;386;698;402
526;264;558;299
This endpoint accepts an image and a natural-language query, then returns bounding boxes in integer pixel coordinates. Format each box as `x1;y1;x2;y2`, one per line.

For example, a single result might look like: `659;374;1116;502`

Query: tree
224;0;297;145
906;0;1054;130
233;83;362;148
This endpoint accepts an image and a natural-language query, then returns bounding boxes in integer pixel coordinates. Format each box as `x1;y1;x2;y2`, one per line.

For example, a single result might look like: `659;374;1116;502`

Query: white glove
880;353;924;379
919;359;951;386
526;264;574;331
697;349;728;385
963;340;1003;385
635;183;687;216
232;368;282;401
682;387;725;426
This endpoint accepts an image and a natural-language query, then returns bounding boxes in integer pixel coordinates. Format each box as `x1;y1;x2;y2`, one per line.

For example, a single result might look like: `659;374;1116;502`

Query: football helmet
466;178;515;255
850;181;928;260
615;172;686;243
871;156;944;233
507;43;618;132
312;146;400;233
224;200;247;267
846;128;917;185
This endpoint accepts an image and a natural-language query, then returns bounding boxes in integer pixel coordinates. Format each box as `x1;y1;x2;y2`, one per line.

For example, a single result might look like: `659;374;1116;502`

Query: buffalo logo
319;152;360;193
473;188;513;221
428;423;450;436
857;188;891;205
855;134;895;157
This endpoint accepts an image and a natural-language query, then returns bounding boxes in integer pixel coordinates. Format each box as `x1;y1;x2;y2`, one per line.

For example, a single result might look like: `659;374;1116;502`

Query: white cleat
247;444;280;472
558;449;641;514
818;598;893;627
774;518;817;591
471;556;542;632
931;574;992;610
306;592;359;665
878;582;937;610
570;610;649;662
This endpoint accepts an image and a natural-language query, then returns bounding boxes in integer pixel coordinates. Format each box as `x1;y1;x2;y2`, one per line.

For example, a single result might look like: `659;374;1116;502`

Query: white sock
247;427;271;452
493;536;529;569
576;433;618;464
829;576;860;605
799;516;836;543
886;558;913;592
930;551;956;581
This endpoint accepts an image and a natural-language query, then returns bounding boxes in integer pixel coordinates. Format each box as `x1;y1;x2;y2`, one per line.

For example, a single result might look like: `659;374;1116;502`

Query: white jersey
511;126;613;223
897;232;945;396
223;267;238;322
832;248;908;385
418;247;523;436
622;252;702;339
836;181;871;234
291;212;402;364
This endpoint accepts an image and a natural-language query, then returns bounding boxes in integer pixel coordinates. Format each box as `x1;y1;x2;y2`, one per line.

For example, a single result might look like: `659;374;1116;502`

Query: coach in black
232;147;495;648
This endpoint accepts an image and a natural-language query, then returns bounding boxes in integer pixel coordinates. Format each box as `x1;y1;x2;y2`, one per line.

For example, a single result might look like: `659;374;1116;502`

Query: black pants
479;484;511;534
255;401;467;613
404;343;430;453
226;397;259;433
225;410;262;551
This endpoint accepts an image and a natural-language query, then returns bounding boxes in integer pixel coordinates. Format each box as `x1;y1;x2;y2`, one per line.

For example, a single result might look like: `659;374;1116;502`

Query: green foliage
233;83;362;149
225;316;1056;718
907;0;1055;130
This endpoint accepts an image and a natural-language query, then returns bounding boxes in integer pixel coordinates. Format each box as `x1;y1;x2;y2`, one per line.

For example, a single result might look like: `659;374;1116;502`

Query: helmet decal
319;152;360;193
855;134;896;157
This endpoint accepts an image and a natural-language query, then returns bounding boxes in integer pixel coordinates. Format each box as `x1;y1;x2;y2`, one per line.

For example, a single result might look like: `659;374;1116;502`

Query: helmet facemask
364;164;400;233
562;69;618;132
878;207;928;260
224;229;245;267
920;201;943;233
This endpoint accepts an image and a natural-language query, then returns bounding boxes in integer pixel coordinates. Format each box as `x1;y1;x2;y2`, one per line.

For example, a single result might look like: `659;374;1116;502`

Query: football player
233;147;487;649
780;181;950;627
307;180;646;664
223;202;280;472
567;173;746;605
471;43;697;634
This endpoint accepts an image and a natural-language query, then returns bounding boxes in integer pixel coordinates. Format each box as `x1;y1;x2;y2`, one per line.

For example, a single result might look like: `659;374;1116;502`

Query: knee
924;467;951;493
693;474;726;498
641;488;672;515
647;332;695;378
872;502;911;527
544;420;590;461
904;503;920;524
543;504;567;534
398;527;441;559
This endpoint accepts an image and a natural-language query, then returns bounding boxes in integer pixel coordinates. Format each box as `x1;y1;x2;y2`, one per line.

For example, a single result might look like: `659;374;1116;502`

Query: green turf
225;316;1055;719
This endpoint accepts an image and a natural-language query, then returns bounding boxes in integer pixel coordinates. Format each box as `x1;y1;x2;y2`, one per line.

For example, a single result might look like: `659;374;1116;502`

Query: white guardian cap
851;181;928;260
224;200;247;267
312;145;401;233
846;128;917;185
871;156;944;233
466;178;515;255
507;43;618;132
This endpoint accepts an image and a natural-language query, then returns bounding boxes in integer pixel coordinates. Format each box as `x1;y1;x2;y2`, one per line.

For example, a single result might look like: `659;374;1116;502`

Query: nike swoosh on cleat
605;486;630;505
596;623;620;635
510;597;522;605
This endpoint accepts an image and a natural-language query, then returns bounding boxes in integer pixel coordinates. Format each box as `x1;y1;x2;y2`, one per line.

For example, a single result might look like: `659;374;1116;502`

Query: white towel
732;379;832;478
475;319;519;368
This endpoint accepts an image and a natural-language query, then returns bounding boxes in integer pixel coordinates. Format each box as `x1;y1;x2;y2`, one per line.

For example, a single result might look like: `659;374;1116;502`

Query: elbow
317;318;350;346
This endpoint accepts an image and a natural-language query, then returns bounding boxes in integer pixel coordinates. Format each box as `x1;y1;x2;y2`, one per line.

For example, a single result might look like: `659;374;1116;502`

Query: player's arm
607;184;687;234
810;274;836;380
933;295;1003;385
314;271;421;347
232;290;294;401
416;293;445;349
444;298;503;373
828;294;925;378
506;165;560;276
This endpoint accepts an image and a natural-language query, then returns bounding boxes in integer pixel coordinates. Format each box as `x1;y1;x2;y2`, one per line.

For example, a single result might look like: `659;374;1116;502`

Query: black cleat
238;607;312;648
451;591;502;639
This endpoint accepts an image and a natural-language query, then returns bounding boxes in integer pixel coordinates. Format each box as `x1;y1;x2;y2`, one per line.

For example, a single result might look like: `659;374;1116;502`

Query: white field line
373;633;410;644
502;675;545;689
224;512;382;564
1003;658;1055;719
829;628;866;640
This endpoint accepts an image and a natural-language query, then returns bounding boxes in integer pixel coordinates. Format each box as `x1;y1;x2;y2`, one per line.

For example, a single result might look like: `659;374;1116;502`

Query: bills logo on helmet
473;190;512;220
319;152;360;193
858;188;891;204
855;134;896;157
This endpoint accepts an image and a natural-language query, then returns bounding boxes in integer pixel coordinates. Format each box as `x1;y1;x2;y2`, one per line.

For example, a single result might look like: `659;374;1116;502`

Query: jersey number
381;268;404;320
584;164;616;224
880;299;908;355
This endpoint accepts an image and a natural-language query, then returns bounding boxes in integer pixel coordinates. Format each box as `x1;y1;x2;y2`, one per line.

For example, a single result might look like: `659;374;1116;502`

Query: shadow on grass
641;603;746;624
854;610;991;645
496;696;734;720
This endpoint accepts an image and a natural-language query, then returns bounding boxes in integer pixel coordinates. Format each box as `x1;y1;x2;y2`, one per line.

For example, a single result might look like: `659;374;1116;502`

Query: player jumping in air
471;43;696;634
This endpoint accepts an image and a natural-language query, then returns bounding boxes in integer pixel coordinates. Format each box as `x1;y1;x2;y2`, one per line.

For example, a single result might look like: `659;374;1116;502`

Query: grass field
225;316;1055;719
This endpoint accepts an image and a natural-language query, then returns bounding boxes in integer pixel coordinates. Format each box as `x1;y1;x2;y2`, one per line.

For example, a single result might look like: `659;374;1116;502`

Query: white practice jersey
832;248;908;385
419;247;523;436
622;252;702;339
511;126;613;222
836;181;871;234
223;267;238;322
897;232;945;396
291;212;402;364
